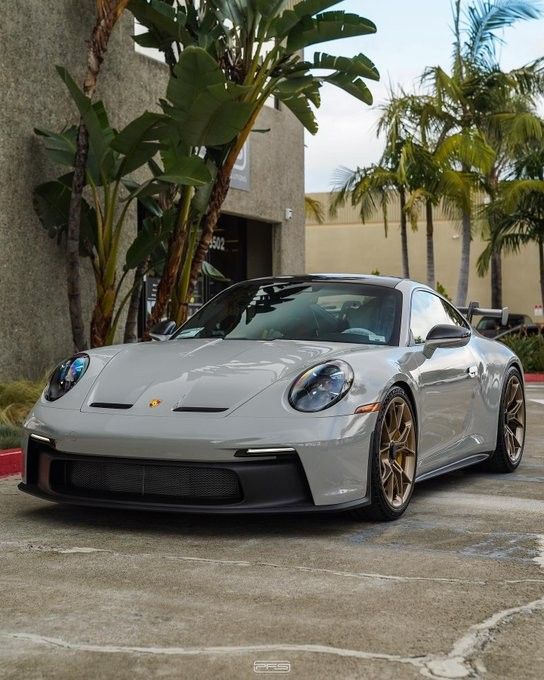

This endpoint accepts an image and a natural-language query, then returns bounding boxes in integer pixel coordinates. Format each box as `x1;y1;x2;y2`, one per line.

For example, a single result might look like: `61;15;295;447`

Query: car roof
245;274;405;289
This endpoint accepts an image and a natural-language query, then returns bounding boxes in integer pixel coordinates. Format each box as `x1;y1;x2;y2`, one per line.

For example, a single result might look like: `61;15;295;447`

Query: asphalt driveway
1;387;543;679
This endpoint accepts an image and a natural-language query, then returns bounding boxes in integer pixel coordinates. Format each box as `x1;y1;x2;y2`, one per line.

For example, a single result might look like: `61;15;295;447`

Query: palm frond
435;130;495;174
464;0;542;69
304;195;325;224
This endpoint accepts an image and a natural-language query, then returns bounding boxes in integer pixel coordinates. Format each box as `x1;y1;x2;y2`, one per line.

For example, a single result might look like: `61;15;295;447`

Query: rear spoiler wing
457;301;509;325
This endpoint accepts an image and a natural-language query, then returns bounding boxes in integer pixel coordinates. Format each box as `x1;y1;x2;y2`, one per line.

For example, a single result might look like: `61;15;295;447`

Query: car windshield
173;281;402;346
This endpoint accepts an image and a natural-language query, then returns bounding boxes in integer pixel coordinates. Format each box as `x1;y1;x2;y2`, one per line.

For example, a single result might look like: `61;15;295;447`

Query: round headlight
45;354;90;402
289;361;354;413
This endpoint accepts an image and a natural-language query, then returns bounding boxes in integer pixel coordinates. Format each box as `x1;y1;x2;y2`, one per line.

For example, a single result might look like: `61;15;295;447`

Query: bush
498;334;544;372
0;379;44;427
0;424;22;450
0;379;44;449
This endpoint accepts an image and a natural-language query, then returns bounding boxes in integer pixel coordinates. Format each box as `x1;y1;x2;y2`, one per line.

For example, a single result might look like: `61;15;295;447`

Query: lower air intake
61;460;242;504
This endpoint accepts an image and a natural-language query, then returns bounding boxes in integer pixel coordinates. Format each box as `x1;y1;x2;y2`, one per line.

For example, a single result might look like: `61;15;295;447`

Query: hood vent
173;407;228;413
90;402;133;410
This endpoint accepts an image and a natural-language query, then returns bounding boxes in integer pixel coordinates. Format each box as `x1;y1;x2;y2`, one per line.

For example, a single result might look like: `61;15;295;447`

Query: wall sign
230;142;250;192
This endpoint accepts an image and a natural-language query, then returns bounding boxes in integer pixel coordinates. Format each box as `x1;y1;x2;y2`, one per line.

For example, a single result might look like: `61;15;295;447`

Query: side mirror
423;324;471;358
149;320;177;342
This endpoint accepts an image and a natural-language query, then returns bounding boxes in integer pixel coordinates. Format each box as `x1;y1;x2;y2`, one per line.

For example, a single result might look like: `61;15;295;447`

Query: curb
525;373;544;383
0;449;22;478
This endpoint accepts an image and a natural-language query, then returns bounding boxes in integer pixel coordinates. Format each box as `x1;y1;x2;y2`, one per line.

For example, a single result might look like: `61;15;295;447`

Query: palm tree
66;0;131;351
332;93;416;278
478;147;544;305
422;0;542;305
331;161;410;277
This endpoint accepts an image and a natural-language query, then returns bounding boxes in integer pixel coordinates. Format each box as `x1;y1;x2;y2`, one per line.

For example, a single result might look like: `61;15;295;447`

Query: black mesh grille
58;460;242;504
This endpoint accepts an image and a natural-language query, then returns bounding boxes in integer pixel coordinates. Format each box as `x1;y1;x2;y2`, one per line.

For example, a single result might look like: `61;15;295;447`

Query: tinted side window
410;291;468;344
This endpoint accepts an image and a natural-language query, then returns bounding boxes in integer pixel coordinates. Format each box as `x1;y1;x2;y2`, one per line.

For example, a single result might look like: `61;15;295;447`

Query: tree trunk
67;124;89;352
455;210;472;306
490;250;502;309
90;285;116;348
66;2;125;351
425;199;435;289
399;188;410;279
187;168;231;298
539;240;544;308
146;188;193;332
124;261;147;343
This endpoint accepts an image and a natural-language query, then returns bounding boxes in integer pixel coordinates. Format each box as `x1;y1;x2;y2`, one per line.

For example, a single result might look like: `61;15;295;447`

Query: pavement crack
3;540;544;587
4;597;544;679
534;535;544;571
420;595;544;678
4;537;544;680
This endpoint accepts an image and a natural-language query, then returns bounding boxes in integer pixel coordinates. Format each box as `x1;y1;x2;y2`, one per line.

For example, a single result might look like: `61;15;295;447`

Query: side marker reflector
355;403;381;414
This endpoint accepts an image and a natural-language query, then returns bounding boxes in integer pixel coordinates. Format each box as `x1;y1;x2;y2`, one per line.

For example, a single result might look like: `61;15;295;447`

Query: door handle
467;365;478;378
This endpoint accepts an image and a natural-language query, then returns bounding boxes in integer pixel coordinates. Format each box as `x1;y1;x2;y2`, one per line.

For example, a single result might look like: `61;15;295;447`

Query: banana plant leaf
34;126;77;167
125;210;176;270
164;47;253;147
33;174;97;256
202;260;230;282
56;66;116;181
286;11;377;52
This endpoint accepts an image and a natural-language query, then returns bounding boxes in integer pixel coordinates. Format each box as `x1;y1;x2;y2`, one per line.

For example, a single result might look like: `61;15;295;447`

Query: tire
485;366;526;473
352;387;418;521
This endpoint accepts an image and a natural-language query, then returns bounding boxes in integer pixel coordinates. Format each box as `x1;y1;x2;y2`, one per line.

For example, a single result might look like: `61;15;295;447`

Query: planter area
524;373;544;383
0;449;22;478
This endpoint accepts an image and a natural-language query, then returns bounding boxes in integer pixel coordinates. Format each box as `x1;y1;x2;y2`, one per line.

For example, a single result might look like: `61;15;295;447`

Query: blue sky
305;0;544;191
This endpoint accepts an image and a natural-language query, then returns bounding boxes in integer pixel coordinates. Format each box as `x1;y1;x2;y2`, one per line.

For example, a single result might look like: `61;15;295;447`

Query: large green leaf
275;89;318;134
202;260;230;282
122;178;163;217
111;112;164;177
125;208;176;270
274;76;321;107
322;72;374;105
34;126;77;167
158;155;213;186
271;1;341;38
33;174;97;255
255;0;287;19
56;67;117;181
310;52;379;81
165;47;253;146
286;11;376;52
129;0;192;50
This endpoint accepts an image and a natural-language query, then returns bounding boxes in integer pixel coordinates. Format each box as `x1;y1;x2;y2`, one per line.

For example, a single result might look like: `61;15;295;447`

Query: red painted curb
525;373;544;383
0;449;22;478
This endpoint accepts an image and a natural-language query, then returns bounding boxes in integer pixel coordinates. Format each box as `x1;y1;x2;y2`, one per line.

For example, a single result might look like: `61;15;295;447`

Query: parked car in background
476;313;534;338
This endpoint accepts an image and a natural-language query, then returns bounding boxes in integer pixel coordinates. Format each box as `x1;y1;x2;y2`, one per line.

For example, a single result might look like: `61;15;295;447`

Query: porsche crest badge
149;399;162;408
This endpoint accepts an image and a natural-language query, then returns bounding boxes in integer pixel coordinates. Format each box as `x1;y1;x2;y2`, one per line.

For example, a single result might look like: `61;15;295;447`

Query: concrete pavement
1;387;543;679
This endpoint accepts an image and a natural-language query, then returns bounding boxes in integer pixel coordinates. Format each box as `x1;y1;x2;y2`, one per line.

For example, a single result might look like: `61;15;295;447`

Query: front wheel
353;387;417;521
485;367;526;473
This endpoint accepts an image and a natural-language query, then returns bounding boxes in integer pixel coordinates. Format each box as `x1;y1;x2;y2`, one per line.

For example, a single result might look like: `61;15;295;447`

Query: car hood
81;339;373;416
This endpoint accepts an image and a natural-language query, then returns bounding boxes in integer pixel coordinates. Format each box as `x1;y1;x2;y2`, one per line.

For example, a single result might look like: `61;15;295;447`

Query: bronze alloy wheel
378;396;417;509
504;374;525;463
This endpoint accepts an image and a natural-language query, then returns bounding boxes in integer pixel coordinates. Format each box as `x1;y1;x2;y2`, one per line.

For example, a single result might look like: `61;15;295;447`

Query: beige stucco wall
306;193;540;318
0;1;304;380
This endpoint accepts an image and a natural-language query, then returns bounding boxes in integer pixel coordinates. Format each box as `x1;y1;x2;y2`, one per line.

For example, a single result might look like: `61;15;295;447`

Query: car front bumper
20;404;376;512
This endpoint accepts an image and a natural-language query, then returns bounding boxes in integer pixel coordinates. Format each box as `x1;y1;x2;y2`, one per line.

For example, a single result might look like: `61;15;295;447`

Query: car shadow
16;466;490;539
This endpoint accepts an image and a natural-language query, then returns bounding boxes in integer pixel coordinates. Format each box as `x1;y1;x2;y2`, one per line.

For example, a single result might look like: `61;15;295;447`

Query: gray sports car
19;275;526;521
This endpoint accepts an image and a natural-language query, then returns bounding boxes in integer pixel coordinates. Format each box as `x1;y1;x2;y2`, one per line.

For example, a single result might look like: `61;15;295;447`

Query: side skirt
415;453;491;483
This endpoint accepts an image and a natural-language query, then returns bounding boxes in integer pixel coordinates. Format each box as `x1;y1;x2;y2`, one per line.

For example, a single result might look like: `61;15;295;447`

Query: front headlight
45;354;90;402
289;360;354;413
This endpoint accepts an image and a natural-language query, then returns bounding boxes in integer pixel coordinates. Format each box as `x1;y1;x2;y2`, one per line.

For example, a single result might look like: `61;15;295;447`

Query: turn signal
355;403;381;414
